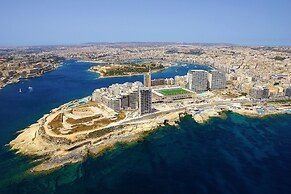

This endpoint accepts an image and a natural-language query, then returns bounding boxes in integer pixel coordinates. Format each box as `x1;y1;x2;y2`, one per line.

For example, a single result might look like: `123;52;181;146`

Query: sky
0;0;291;46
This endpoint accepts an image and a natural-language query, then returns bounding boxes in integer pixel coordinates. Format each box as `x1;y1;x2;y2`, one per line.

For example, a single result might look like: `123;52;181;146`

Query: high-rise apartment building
207;70;226;90
92;82;143;112
128;91;139;109
251;86;269;99
139;88;152;115
92;82;153;115
187;70;208;92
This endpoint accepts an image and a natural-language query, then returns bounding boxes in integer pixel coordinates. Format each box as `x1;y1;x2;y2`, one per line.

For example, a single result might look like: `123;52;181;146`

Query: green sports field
158;88;191;96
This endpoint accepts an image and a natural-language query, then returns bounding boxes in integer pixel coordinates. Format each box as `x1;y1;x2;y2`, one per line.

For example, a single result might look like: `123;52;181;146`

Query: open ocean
0;60;290;194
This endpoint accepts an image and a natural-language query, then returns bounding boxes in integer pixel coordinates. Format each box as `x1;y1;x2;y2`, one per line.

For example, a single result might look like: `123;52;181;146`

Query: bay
0;60;290;194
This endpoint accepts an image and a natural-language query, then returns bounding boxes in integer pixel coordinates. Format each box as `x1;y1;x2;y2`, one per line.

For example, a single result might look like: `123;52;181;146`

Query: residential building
174;75;187;88
139;88;152;115
285;87;291;97
92;82;143;112
251;86;269;99
187;70;208;92
151;79;165;86
207;70;226;90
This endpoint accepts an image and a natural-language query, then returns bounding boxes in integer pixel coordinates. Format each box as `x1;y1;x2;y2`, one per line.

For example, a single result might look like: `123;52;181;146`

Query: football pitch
158;88;191;96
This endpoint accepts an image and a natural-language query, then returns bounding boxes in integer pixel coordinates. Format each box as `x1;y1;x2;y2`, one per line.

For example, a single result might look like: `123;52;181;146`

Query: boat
19;88;22;93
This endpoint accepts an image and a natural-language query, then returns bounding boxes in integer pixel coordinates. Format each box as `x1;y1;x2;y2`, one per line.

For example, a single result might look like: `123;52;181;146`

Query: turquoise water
79;99;89;105
0;60;290;194
198;92;209;97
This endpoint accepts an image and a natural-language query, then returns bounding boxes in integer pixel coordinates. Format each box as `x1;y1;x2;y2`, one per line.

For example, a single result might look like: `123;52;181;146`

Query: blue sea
0;60;290;194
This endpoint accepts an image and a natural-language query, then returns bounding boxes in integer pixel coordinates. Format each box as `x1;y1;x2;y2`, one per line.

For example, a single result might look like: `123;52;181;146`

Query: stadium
152;87;195;102
158;88;191;96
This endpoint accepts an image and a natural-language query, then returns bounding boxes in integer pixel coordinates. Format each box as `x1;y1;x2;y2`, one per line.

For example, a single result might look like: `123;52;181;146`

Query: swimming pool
79;98;89;104
198;92;208;97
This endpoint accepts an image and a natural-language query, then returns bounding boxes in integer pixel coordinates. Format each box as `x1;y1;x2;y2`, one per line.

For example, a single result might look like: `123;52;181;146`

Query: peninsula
7;43;291;173
10;75;291;173
88;62;168;78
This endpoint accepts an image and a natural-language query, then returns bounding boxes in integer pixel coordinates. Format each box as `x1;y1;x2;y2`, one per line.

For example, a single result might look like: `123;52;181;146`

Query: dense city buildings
187;70;208;92
92;81;152;115
7;43;291;174
1;43;290;100
92;82;143;112
0;47;65;89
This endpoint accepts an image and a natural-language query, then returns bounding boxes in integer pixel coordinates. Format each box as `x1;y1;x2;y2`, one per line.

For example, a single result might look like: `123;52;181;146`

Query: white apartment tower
207;70;226;90
187;70;208;92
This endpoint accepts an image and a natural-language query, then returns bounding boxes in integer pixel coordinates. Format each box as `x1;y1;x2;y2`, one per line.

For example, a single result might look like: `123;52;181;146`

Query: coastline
77;60;107;64
88;68;166;79
9;97;291;173
0;63;63;91
87;62;170;79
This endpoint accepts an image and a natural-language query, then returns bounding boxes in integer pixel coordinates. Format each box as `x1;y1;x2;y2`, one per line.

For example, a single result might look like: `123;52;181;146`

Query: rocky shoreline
0;63;62;90
88;62;169;79
88;68;165;79
9;98;290;173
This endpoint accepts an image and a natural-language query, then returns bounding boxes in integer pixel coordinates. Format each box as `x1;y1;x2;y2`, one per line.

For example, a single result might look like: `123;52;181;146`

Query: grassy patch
268;99;291;104
159;88;190;96
99;62;165;77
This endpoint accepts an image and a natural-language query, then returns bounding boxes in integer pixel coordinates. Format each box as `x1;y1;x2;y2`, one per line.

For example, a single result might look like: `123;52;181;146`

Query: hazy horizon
1;41;291;48
1;0;291;47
